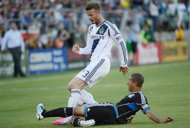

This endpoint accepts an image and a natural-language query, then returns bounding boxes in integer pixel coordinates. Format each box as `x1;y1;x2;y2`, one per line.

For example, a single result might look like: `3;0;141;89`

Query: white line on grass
137;61;190;70
0;86;66;92
0;75;65;85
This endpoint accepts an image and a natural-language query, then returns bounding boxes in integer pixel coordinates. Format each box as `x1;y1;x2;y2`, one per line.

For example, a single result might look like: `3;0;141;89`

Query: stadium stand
0;0;190;76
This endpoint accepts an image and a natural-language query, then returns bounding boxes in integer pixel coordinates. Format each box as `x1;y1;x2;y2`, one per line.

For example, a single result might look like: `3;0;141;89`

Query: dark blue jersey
116;91;150;123
84;91;150;124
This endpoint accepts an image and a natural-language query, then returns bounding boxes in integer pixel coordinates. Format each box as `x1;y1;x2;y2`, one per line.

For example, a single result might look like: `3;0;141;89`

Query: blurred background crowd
0;0;190;49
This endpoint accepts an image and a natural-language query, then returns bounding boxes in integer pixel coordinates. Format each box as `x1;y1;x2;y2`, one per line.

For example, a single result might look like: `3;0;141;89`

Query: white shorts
76;57;110;87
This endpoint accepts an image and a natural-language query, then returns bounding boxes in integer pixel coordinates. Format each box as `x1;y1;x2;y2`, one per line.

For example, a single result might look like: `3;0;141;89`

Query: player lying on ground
36;73;173;127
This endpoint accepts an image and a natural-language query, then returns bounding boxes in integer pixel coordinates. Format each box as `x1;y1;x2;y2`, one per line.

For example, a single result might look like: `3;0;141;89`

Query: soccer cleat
78;119;95;127
52;116;72;125
36;103;45;120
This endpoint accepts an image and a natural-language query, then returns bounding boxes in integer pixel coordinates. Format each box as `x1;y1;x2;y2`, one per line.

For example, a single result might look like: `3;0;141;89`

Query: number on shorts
82;70;90;77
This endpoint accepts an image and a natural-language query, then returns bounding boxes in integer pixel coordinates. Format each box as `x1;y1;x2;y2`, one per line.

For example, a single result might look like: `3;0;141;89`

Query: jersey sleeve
133;94;151;114
109;24;128;67
141;104;151;114
79;27;92;55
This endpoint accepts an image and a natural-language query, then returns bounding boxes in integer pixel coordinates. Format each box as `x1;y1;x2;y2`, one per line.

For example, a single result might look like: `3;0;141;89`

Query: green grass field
0;61;190;128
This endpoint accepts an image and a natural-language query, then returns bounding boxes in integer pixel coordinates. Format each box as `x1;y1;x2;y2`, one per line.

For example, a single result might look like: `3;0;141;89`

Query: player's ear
134;81;138;87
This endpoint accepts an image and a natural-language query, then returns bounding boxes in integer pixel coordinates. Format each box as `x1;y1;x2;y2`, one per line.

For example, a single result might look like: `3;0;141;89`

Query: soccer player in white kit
52;2;129;125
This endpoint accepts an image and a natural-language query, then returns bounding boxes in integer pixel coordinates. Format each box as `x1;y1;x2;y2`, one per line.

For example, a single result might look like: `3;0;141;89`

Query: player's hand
72;44;80;54
119;66;128;75
162;117;173;123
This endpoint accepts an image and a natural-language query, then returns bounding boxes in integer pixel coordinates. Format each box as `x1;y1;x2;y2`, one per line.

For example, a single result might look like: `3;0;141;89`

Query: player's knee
67;83;79;91
67;83;73;91
67;80;85;91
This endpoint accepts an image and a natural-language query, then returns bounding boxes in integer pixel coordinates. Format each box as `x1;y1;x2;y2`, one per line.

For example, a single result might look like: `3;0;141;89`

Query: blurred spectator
0;27;2;49
40;34;50;48
167;1;177;17
148;0;159;31
53;8;63;25
1;22;26;77
28;19;42;34
176;1;186;27
120;0;131;9
0;23;4;37
64;11;77;32
20;11;33;30
141;23;155;44
42;0;51;9
43;24;58;48
25;34;40;49
8;5;20;24
175;25;184;41
125;19;140;65
54;22;70;48
135;7;148;29
76;17;88;47
62;0;72;8
132;0;143;8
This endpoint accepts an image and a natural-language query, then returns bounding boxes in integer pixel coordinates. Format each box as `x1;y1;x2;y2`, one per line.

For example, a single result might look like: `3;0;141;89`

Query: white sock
68;89;81;107
80;90;98;104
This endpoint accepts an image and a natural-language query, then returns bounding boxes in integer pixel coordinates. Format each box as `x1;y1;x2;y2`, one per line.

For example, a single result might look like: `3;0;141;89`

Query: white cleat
79;119;95;127
36;103;45;120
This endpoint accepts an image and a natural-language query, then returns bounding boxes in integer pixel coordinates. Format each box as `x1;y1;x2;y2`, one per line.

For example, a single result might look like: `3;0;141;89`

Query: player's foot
52;116;72;125
36;103;45;120
78;119;95;127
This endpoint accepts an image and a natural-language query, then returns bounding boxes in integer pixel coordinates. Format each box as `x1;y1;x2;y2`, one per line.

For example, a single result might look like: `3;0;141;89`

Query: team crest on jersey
99;27;105;34
96;24;108;35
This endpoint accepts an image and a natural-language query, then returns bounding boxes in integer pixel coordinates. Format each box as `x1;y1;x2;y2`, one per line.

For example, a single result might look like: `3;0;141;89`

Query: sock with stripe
80;89;97;104
68;89;81;107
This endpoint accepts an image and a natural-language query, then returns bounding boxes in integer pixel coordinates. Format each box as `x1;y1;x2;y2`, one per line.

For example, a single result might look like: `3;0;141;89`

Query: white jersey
79;20;128;67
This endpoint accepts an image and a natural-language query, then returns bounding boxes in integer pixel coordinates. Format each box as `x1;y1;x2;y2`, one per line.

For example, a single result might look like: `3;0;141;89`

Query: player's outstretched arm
145;110;173;124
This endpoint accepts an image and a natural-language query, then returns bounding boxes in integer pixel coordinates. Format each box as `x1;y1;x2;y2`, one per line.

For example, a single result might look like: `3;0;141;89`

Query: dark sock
42;107;73;118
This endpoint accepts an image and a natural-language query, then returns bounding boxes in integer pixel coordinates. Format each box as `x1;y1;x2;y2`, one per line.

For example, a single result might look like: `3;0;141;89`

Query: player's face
87;9;100;25
127;76;135;92
10;23;17;30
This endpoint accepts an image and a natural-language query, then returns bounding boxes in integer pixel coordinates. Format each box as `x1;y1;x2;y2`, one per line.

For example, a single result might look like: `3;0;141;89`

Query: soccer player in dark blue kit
36;73;173;127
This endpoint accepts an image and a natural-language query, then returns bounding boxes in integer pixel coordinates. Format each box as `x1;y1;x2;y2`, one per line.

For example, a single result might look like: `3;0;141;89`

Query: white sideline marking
139;62;190;70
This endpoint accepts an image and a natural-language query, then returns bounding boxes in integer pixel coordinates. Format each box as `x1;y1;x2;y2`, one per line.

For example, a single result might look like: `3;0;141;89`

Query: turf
0;61;190;128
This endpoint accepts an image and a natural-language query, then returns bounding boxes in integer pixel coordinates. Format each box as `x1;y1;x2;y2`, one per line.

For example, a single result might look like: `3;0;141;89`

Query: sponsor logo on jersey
91;35;104;40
